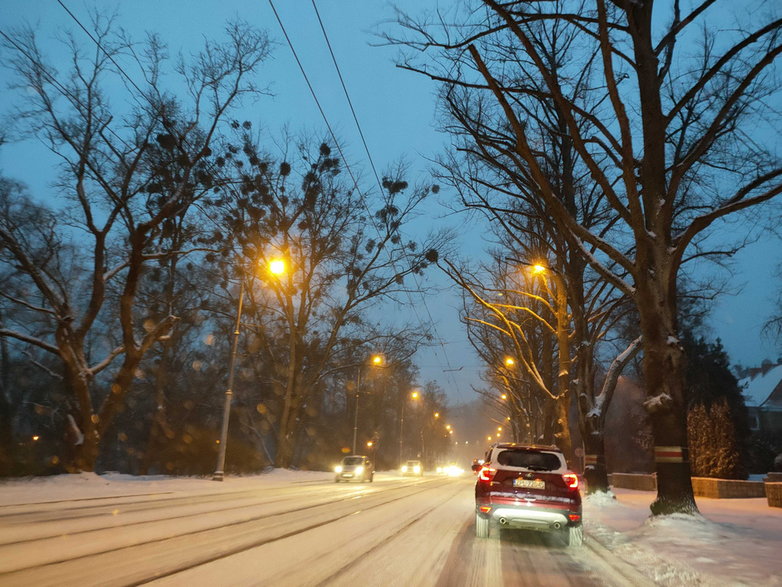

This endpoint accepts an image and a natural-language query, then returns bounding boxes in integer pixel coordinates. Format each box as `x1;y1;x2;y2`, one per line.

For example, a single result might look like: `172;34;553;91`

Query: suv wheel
475;513;489;538
565;525;583;547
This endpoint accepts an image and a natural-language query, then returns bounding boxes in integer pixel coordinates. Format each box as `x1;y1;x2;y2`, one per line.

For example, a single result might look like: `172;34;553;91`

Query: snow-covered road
0;472;630;586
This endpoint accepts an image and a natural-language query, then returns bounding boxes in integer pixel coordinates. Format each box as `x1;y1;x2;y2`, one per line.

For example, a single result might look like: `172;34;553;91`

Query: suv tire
475;513;489;538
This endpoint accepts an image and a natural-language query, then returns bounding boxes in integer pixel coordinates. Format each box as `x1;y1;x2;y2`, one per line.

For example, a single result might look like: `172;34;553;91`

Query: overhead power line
306;1;469;402
309;0;383;193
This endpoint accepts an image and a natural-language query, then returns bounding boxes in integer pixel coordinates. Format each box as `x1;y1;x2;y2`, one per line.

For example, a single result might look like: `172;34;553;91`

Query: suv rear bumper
476;501;580;531
482;506;570;530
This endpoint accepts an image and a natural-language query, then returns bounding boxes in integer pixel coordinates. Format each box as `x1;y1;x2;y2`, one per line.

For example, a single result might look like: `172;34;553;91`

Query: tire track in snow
0;478;440;585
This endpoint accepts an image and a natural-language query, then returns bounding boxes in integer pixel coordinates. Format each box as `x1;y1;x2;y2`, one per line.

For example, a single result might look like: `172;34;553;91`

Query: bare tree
0;17;270;471
391;0;782;514
202;131;451;468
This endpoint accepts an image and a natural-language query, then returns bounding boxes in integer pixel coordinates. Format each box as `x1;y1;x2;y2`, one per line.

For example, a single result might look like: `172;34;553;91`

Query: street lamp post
399;389;420;463
213;258;285;481
352;369;361;455
510;257;573;454
212;280;245;482
352;354;383;455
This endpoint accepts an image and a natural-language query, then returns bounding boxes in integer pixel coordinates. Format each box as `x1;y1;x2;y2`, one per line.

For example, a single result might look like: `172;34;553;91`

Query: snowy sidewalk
584;488;782;586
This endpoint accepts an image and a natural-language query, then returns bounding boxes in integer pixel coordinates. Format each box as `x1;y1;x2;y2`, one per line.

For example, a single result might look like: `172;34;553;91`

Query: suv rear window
496;450;561;470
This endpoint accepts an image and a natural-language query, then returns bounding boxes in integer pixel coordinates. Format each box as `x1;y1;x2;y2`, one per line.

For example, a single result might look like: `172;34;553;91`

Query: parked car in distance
334;455;374;483
401;460;423;476
474;443;583;546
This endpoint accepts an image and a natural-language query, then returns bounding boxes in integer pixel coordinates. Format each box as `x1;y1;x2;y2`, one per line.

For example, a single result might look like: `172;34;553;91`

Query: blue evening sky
0;1;778;409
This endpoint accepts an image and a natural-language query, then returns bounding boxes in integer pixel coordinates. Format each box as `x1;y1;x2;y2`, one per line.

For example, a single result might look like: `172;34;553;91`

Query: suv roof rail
493;442;562;451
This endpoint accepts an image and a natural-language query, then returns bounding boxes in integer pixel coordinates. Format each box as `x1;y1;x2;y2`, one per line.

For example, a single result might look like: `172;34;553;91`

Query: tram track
0;477;445;585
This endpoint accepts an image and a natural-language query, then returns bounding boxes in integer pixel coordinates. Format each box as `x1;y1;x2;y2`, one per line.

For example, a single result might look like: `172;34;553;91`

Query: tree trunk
275;344;301;468
554;277;573;460
0;316;15;475
57;330;99;472
583;429;609;494
637;282;698;515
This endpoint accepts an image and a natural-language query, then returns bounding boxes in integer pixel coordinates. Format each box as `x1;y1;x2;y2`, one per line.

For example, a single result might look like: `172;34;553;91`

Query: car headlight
335;465;343;473
355;466;364;475
401;466;408;473
413;465;421;473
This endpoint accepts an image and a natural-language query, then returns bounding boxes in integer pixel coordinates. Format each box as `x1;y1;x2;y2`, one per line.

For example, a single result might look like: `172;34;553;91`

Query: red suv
473;443;583;546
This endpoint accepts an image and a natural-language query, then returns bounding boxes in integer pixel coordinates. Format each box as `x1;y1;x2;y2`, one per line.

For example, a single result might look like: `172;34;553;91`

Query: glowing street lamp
269;258;286;276
213;257;286;481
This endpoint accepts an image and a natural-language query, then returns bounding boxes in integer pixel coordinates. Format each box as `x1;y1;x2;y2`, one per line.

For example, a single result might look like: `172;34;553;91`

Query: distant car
473;443;583;546
334;455;374;483
401;460;423;476
437;462;464;477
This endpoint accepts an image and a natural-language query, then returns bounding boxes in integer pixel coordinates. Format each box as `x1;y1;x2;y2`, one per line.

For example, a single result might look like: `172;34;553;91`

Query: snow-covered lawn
585;488;782;585
1;470;780;585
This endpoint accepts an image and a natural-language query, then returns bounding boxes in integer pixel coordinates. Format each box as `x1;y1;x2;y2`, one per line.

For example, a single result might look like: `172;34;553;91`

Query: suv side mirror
471;463;482;472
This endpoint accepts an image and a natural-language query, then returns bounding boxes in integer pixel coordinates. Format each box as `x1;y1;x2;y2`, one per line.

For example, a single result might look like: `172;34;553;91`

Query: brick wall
609;473;657;491
690;477;766;498
766;482;782;508
609;473;768;499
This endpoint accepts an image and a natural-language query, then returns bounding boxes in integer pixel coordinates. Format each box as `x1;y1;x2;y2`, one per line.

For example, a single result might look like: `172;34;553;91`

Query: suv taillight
562;473;579;489
478;466;496;482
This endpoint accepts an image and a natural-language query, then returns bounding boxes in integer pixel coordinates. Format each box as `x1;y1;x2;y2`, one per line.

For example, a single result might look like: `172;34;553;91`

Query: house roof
739;363;782;407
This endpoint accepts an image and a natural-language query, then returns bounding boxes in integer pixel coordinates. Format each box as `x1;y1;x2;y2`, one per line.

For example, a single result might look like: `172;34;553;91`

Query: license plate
513;478;544;489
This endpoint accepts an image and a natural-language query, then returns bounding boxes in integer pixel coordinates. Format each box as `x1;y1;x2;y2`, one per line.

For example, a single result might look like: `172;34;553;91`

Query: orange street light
504;356;515;367
501;393;508;400
269;258;286;276
371;354;385;366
